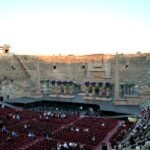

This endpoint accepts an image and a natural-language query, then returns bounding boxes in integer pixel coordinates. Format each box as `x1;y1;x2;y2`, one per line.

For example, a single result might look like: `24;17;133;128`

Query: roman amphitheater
0;44;149;150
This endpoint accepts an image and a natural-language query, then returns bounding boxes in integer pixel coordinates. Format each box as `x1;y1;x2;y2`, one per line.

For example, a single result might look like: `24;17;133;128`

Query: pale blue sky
0;0;150;55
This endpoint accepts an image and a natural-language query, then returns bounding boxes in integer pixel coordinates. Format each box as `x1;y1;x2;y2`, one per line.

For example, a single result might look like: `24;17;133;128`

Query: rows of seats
0;109;41;127
0;107;14;115
0;116;20;126
109;121;135;147
16;110;41;119
0;132;33;150
53;117;118;147
0;107;120;149
39;114;78;125
75;117;118;130
26;139;57;150
53;126;107;146
25;139;92;150
8;120;61;136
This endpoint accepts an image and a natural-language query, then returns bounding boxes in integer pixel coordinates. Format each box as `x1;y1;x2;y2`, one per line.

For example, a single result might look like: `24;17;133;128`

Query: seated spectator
28;132;32;139
70;126;74;131
118;143;122;150
31;132;36;139
68;142;73;148
92;136;96;141
50;113;54;117
75;127;79;132
24;124;28;129
63;142;69;149
101;123;105;127
16;114;20;120
135;145;141;150
143;125;147;130
43;112;47;116
2;125;8;133
7;136;12;143
12;131;17;137
12;115;16;119
83;128;89;132
57;143;62;150
61;113;66;118
144;139;150;149
79;144;85;149
47;111;51;116
28;132;36;140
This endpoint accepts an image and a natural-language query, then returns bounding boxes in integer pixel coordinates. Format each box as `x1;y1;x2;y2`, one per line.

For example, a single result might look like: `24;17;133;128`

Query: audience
0;100;149;150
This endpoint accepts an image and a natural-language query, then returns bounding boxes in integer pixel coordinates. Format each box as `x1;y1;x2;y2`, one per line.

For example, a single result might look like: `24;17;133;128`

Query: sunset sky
0;0;149;55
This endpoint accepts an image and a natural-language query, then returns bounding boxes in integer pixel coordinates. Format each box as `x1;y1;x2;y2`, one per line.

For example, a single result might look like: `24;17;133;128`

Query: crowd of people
0;100;149;150
118;100;150;150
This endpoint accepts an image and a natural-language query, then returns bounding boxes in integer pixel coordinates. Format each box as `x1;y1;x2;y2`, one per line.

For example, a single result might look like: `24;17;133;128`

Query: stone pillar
114;52;120;100
91;82;96;96
120;84;124;98
69;82;74;95
125;84;128;95
98;82;103;97
47;80;50;95
63;82;67;95
105;83;111;97
57;81;61;96
51;81;56;95
128;85;131;95
86;86;89;96
85;82;90;96
36;59;41;93
67;82;70;95
92;86;95;96
55;82;58;96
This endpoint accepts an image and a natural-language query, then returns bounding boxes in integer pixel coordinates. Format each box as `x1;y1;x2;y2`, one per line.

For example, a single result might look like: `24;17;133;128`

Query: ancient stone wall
0;53;150;87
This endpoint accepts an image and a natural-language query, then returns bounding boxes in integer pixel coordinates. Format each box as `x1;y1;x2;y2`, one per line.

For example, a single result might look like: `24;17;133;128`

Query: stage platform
4;95;140;116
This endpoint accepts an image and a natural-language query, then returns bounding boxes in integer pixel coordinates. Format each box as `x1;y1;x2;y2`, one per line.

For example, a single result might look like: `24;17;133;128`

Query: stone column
67;82;70;95
105;83;111;97
63;82;67;95
85;82;90;96
114;52;120;100
125;84;128;95
57;81;61;96
92;86;95;96
128;85;131;95
92;83;96;96
51;81;56;95
69;82;74;95
36;59;41;94
55;81;58;96
98;82;103;97
120;84;123;98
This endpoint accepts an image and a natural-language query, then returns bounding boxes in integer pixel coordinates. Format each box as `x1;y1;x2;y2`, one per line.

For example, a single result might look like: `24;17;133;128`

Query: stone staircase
0;58;27;80
14;55;31;79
